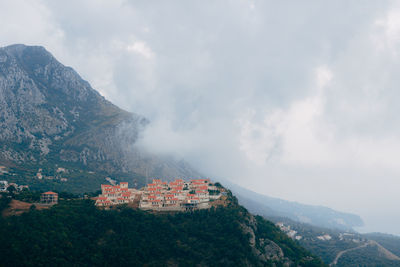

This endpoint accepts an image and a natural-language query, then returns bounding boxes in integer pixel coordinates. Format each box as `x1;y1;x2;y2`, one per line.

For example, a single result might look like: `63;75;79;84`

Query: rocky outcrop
0;44;201;185
241;213;293;266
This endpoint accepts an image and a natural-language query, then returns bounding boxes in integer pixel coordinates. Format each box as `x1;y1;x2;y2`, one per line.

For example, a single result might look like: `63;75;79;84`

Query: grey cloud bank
1;0;399;234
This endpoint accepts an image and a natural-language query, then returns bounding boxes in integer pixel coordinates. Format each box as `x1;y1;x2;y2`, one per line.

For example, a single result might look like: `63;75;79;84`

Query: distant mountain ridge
220;179;363;231
0;44;202;192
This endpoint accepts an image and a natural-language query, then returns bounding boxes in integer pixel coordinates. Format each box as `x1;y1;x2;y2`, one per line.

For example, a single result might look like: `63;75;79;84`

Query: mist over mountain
0;44;365;227
0;44;201;192
222;180;363;231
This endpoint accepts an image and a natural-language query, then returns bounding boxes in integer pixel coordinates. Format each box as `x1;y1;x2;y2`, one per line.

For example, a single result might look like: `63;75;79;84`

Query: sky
1;0;400;234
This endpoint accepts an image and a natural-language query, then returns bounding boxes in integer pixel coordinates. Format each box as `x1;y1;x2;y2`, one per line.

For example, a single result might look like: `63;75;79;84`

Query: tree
7;185;16;194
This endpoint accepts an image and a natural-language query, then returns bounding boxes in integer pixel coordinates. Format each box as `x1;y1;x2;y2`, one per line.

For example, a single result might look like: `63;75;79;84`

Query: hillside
266;217;400;266
0;44;202;193
0;192;325;266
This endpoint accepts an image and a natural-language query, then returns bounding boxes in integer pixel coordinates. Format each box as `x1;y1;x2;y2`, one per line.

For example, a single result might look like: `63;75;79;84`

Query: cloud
2;0;400;234
126;41;155;59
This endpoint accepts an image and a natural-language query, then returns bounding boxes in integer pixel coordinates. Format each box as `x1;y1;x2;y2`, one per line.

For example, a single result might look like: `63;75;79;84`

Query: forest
0;193;324;266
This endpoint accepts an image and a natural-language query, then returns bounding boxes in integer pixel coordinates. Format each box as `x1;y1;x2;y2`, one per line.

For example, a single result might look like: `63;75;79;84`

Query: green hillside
0;193;325;266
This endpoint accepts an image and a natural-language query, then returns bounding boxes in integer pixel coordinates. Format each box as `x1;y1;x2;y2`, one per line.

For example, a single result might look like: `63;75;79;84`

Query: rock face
0;44;201;188
241;214;292;266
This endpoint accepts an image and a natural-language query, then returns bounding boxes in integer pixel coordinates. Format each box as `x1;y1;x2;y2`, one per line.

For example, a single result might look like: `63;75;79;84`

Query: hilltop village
95;179;224;211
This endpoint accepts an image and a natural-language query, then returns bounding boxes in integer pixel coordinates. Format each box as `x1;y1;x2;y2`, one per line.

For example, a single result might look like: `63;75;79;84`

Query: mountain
0;190;325;266
267;217;400;266
0;44;202;193
220;180;363;231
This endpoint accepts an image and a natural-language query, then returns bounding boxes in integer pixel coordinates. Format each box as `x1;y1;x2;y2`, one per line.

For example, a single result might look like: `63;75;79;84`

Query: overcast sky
2;0;400;234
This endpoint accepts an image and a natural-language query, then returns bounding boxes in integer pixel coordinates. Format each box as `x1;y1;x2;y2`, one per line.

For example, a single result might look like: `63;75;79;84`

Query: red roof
97;197;107;200
42;191;58;195
120;182;128;184
173;186;183;190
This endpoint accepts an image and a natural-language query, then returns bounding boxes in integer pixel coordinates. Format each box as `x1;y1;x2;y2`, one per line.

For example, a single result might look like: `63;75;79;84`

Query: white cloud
126;41;155;59
372;8;400;54
2;0;400;234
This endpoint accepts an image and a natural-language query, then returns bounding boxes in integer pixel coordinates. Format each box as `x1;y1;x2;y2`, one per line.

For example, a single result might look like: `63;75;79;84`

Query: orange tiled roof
172;186;183;190
42;191;58;195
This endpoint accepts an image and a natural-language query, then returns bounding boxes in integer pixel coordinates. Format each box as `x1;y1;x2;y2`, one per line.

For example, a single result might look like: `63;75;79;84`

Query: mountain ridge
0;44;202;193
219;179;363;231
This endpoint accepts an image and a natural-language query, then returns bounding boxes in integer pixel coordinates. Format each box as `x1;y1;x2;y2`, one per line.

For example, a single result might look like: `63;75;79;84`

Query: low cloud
1;0;400;234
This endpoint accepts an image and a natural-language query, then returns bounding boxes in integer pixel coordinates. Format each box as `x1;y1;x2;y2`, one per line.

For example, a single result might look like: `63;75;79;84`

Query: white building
0;180;8;192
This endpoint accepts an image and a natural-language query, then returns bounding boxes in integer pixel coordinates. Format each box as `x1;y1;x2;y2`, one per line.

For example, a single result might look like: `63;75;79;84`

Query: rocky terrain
0;44;201;192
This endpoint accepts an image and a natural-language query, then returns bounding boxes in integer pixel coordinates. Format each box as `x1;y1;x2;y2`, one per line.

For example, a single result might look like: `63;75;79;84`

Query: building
95;182;140;207
0;166;7;174
41;192;58;204
0;180;8;192
139;178;220;211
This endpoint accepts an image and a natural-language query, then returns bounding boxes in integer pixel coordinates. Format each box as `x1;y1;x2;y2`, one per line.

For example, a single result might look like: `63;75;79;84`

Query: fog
1;0;400;235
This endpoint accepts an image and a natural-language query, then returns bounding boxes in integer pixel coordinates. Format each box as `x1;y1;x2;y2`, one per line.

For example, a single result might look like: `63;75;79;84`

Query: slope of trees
0;197;324;266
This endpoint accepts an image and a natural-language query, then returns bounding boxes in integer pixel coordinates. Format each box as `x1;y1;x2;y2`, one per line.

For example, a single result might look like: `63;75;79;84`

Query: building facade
139;178;221;211
95;182;140;206
41;192;58;204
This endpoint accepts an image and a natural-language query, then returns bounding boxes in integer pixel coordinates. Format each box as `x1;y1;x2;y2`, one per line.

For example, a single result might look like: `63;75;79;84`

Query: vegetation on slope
337;244;400;267
266;216;400;266
0;194;325;266
364;233;400;258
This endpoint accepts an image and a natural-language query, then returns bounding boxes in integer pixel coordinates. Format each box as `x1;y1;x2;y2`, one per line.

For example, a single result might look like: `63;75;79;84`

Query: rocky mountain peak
1;44;101;104
0;44;201;192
